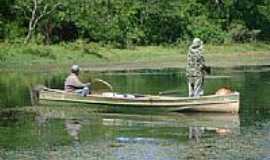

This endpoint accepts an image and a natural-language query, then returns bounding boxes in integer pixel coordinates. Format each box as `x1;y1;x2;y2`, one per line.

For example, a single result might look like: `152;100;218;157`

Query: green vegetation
0;42;270;71
1;0;270;69
1;0;270;45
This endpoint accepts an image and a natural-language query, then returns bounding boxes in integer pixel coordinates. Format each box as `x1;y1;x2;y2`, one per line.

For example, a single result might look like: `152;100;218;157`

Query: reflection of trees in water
1;68;270;127
0;72;66;108
100;70;183;95
0;73;32;108
240;71;270;126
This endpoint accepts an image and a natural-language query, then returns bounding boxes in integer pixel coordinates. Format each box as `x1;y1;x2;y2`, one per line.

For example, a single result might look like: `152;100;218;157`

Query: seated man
64;65;91;96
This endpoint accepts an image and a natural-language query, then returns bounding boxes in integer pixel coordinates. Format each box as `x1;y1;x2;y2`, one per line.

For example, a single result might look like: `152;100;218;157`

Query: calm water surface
0;66;270;160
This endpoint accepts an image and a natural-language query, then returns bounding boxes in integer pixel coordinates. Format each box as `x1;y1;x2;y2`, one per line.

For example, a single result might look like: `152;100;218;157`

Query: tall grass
0;42;269;70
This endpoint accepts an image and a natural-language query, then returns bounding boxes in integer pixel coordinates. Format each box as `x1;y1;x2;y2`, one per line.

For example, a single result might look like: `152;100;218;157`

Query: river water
0;66;270;160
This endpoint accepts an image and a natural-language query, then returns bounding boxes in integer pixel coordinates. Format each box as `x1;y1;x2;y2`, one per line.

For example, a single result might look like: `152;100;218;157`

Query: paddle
90;78;113;94
159;89;185;96
205;75;232;79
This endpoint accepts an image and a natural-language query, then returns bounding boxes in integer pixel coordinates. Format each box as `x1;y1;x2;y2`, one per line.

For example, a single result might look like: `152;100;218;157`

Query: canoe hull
38;89;240;113
173;101;239;113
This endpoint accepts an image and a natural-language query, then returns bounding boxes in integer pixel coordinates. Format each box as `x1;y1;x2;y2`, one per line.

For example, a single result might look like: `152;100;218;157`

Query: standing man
186;38;209;97
64;65;91;96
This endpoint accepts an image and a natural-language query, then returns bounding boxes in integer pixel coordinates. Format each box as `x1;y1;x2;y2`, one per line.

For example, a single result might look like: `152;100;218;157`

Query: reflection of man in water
65;119;81;141
65;119;82;157
189;127;205;142
186;38;207;97
189;126;232;142
64;65;91;96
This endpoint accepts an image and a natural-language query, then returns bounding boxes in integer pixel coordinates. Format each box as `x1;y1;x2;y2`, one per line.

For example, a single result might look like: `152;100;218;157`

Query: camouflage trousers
187;76;204;97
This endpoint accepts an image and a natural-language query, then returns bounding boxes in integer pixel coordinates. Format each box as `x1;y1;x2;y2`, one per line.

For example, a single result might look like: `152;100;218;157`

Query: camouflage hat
192;38;202;47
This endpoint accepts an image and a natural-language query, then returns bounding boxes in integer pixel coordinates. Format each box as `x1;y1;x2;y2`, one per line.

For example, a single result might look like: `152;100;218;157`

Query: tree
1;0;269;44
16;0;62;43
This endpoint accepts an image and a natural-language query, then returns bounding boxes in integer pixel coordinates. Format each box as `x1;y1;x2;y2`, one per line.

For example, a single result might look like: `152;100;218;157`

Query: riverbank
0;42;270;71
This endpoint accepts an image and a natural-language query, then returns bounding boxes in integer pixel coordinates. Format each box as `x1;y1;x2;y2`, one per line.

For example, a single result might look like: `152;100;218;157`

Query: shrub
186;16;228;44
4;22;25;43
0;45;10;62
0;49;7;62
22;47;56;59
229;21;261;42
82;42;99;55
0;21;4;40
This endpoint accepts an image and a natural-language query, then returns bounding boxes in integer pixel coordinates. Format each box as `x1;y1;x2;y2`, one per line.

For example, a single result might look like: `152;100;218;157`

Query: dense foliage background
1;0;270;47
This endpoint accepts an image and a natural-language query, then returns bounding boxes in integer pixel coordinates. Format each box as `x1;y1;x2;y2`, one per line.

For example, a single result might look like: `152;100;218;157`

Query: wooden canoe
36;88;240;113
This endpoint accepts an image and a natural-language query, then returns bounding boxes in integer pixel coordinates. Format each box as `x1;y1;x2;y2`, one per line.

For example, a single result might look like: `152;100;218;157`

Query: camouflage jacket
186;46;205;77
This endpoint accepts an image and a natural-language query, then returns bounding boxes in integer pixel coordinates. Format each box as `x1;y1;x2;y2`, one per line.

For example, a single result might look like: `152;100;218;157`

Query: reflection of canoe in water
101;113;240;129
36;87;240;113
101;113;240;142
102;113;240;138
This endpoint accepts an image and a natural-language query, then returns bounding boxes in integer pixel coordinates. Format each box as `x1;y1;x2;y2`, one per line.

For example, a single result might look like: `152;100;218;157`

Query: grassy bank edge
0;42;270;72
